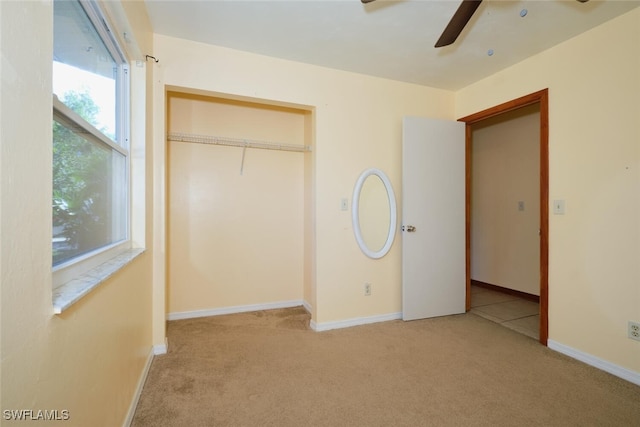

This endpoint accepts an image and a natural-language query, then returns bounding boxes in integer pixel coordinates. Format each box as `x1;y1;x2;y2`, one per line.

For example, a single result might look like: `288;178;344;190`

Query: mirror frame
352;168;397;259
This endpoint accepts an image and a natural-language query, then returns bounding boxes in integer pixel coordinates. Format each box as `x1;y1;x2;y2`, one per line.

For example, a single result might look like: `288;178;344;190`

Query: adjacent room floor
470;284;540;340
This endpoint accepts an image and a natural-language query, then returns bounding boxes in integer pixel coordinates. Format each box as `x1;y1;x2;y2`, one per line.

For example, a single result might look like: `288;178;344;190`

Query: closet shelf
167;132;311;153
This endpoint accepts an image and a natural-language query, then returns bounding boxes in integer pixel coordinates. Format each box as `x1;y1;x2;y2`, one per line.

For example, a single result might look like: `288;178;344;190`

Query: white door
402;117;466;321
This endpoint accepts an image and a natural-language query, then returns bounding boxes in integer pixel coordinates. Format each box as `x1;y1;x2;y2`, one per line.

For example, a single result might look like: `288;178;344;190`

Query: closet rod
167;132;311;153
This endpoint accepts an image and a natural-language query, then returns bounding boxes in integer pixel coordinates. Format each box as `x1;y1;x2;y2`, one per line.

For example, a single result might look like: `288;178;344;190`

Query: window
52;0;129;273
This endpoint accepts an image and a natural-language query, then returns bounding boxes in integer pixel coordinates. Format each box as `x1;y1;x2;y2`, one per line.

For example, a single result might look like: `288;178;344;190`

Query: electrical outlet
629;321;640;341
364;283;371;296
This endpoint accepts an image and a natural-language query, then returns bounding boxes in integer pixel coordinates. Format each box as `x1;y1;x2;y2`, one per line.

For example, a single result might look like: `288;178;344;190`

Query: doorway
459;89;549;345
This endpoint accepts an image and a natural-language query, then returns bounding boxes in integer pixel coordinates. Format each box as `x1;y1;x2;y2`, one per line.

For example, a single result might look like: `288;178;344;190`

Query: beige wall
153;34;455;325
456;8;640;373
167;94;307;313
471;105;540;295
0;1;154;425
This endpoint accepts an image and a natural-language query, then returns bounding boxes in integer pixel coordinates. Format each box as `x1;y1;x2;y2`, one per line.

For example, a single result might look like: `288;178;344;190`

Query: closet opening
165;90;315;321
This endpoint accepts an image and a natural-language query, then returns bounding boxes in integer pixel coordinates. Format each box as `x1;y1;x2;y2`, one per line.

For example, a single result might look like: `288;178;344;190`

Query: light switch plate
553;199;565;215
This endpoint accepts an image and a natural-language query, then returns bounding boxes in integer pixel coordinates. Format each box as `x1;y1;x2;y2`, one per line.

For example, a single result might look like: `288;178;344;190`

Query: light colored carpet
131;307;640;426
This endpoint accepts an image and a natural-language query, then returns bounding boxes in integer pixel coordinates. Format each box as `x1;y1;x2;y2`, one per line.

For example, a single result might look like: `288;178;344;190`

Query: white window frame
52;0;132;289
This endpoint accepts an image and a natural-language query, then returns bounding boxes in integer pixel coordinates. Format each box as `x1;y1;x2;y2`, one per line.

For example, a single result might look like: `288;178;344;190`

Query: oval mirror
352;168;397;259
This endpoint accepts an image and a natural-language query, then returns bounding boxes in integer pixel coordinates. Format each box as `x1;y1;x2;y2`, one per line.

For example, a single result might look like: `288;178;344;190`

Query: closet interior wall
167;92;309;316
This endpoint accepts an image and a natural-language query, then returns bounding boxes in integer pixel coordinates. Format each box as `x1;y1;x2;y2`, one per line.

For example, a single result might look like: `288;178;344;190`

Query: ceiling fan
361;0;590;48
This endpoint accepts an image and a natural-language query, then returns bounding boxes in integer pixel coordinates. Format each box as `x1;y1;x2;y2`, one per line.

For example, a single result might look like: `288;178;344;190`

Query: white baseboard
123;347;154;427
310;312;402;332
153;337;168;355
548;339;640;386
167;299;305;321
302;299;312;314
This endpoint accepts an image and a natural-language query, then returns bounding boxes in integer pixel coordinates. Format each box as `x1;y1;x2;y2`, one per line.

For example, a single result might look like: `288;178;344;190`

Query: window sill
52;248;145;314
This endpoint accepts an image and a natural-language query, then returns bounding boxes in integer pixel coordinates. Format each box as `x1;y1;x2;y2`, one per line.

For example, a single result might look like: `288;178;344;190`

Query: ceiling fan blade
361;0;376;3
435;0;483;48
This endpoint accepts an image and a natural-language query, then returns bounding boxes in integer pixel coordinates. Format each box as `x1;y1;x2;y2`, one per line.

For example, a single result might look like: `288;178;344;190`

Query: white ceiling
144;0;640;90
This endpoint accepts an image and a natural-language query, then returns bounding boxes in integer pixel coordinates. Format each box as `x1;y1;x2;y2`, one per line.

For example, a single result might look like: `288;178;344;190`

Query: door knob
402;225;416;232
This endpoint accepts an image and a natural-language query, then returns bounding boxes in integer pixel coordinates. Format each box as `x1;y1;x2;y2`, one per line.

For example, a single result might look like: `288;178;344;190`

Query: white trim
310;312;402;332
351;168;397;259
153;337;168;355
548;339;640;386
167;300;305;321
302;300;312;314
122;347;154;427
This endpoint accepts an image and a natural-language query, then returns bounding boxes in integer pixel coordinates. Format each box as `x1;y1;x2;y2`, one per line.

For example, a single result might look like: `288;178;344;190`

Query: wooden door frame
458;89;549;345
